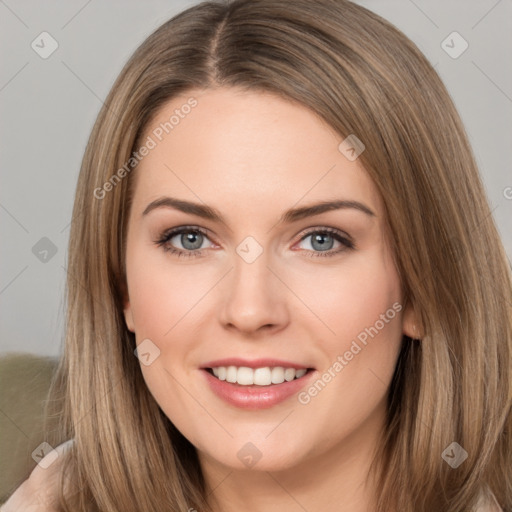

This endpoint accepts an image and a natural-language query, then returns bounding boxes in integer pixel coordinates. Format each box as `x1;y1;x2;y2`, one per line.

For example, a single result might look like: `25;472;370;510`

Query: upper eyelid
159;225;214;242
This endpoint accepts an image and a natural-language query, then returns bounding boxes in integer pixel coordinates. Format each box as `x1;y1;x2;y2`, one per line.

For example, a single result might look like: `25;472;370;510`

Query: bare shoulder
1;440;74;512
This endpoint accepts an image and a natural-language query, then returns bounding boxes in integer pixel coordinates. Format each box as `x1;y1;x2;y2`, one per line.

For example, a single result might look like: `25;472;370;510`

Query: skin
1;441;74;511
123;87;417;512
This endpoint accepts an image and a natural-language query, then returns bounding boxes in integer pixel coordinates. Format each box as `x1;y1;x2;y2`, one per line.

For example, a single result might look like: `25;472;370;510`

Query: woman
3;0;510;510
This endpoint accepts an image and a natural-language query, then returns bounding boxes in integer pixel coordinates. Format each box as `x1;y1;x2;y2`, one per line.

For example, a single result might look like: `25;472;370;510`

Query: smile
200;359;316;409
208;366;308;386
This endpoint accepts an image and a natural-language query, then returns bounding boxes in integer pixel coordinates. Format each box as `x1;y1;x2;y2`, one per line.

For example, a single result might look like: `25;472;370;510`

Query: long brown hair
42;0;512;510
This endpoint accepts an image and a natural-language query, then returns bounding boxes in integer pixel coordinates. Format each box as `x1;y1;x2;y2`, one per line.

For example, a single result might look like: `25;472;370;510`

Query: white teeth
237;367;254;385
271;367;284;384
284;368;295;382
254;367;272;385
226;366;237;383
209;366;309;386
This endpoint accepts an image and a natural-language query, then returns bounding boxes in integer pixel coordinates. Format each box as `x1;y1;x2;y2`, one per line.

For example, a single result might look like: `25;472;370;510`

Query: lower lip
201;369;315;409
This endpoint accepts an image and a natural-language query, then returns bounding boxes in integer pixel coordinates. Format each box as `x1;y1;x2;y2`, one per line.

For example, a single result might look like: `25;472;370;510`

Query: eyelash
154;225;355;259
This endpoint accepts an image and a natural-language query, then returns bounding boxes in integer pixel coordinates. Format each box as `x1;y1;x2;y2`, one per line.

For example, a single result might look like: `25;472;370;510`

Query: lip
201;367;317;410
201;358;311;370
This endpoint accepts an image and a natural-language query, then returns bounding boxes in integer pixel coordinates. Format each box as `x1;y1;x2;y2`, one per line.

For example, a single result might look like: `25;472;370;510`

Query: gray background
1;0;511;357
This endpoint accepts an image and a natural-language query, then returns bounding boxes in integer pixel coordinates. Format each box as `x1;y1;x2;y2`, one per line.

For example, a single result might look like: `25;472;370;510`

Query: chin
199;437;310;473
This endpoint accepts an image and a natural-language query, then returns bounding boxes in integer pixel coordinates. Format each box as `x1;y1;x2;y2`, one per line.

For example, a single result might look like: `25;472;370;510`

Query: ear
123;300;135;333
122;287;135;333
120;278;135;333
402;302;421;340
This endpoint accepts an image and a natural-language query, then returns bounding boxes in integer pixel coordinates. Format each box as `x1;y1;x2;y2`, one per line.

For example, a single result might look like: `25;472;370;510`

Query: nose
218;249;289;336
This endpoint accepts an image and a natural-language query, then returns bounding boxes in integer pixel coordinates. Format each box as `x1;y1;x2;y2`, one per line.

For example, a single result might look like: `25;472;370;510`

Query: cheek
295;250;403;423
279;269;402;469
126;247;212;338
295;249;404;404
125;248;208;430
293;250;402;344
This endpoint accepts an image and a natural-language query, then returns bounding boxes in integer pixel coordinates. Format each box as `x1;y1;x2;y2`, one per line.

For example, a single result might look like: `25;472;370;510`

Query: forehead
132;87;382;219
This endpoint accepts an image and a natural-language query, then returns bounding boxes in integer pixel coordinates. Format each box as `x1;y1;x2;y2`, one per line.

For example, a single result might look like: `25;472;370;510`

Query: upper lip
201;358;313;370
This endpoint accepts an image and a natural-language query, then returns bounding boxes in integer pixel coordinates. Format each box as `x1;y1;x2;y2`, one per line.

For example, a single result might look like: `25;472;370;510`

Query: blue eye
298;228;354;257
155;226;212;258
155;226;354;259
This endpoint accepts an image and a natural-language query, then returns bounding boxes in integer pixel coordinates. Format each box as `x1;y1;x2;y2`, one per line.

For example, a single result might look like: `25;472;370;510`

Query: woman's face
123;87;416;474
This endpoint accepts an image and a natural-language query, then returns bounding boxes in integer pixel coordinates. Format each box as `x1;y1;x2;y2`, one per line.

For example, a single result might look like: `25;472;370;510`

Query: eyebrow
142;196;376;225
